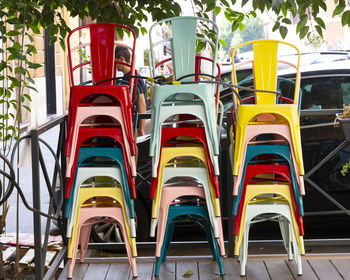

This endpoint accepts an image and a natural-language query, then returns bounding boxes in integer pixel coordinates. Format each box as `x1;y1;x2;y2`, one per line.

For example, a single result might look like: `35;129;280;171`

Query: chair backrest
149;16;219;82
155;55;221;109
231;39;301;107
67;23;136;87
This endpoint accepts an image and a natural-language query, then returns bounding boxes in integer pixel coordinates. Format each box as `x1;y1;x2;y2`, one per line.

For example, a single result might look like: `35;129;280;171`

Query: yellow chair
234;183;305;256
231;40;304;176
68;187;137;258
152;146;221;220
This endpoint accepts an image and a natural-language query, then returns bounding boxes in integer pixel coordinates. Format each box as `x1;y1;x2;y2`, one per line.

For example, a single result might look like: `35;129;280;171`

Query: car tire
90;196;151;251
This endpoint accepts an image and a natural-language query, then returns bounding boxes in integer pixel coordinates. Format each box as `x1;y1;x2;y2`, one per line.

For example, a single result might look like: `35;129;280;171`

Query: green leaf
272;21;280;32
15;66;26;74
299;26;309;39
8;76;20;87
7;30;21;36
59;38;66;51
239;22;245;32
258;0;266;12
296;15;307;33
318;0;327;11
28;62;41;69
315;25;323;37
23;94;32;101
27;77;35;84
0;61;7;72
341;10;350;26
281;3;287;16
31;24;41;34
219;38;227;47
214;6;221;16
23;105;31;112
196;41;206;53
26;86;38;92
242;0;249;7
279;26;288;39
141;27;147;36
272;0;283;12
282;18;292;24
221;0;230;7
183;270;194;278
250;11;257;17
333;4;345;17
315;17;326;29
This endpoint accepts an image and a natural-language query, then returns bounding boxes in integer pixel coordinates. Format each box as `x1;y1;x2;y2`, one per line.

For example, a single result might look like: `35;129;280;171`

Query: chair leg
240;223;250;276
205;220;224;275
79;224;92;263
279;217;293;261
67;221;83;278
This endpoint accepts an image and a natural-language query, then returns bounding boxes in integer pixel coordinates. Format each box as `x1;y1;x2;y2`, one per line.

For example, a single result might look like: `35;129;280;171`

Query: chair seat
231;123;304;194
154;204;224;277
67;187;136;257
67;206;137;278
66;146;136;199
237;203;302;276
65;167;136;238
234;183;305;256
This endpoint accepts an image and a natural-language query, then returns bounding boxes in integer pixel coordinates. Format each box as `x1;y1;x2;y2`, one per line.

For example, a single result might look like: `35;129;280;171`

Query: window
300;76;350;110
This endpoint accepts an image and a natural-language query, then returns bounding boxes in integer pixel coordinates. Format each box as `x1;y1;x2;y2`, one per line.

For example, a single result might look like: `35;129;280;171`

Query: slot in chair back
67;23;136;87
149;16;219;82
231;39;301;107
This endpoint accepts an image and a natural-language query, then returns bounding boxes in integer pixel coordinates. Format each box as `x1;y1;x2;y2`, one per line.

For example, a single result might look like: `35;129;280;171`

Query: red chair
65;126;136;199
149;127;220;199
233;164;304;236
66;23;137;158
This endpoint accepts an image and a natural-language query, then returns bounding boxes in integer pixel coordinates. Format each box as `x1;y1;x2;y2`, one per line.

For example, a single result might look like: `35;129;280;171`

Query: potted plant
335;104;350;141
335;105;350;176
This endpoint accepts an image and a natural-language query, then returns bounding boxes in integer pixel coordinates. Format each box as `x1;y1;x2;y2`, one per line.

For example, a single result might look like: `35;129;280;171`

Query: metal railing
2;115;68;280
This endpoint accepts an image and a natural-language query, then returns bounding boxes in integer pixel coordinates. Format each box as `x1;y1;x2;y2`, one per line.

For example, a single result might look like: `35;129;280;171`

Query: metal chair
65;167;136;238
230;40;304;177
154;204;224;277
149;16;220;161
67;205;137;278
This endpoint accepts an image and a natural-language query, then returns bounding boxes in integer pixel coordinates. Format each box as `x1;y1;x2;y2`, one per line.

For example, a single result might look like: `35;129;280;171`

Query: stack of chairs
229;40;305;276
148;16;225;277
64;23;138;278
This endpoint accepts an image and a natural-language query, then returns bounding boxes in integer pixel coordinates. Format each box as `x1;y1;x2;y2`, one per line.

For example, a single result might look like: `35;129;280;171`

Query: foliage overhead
220;16;264;54
1;0;349;47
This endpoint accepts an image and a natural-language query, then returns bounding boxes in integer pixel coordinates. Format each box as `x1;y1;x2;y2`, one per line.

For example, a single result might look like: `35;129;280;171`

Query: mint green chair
148;16;220;160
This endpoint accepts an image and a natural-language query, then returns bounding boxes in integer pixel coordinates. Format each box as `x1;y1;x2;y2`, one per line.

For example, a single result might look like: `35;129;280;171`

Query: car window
300;76;350;109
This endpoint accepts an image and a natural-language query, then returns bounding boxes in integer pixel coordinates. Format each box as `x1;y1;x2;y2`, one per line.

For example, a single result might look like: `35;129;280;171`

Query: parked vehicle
92;58;350;244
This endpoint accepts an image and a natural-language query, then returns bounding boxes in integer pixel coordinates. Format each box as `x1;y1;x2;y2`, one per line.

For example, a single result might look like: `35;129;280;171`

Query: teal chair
232;144;304;217
65;147;136;238
148;16;220;162
154;204;224;277
65;147;134;218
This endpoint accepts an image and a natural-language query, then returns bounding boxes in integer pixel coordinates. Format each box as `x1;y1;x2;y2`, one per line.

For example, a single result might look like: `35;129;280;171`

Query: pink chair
66;106;136;178
155;185;225;257
67;206;137;278
232;123;305;196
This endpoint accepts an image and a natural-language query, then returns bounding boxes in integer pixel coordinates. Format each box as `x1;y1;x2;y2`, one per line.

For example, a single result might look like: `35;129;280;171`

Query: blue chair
154;204;224;277
232;144;304;217
65;147;135;219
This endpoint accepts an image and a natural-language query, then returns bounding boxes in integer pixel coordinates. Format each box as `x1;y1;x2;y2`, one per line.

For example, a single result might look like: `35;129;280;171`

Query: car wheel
90;197;151;250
